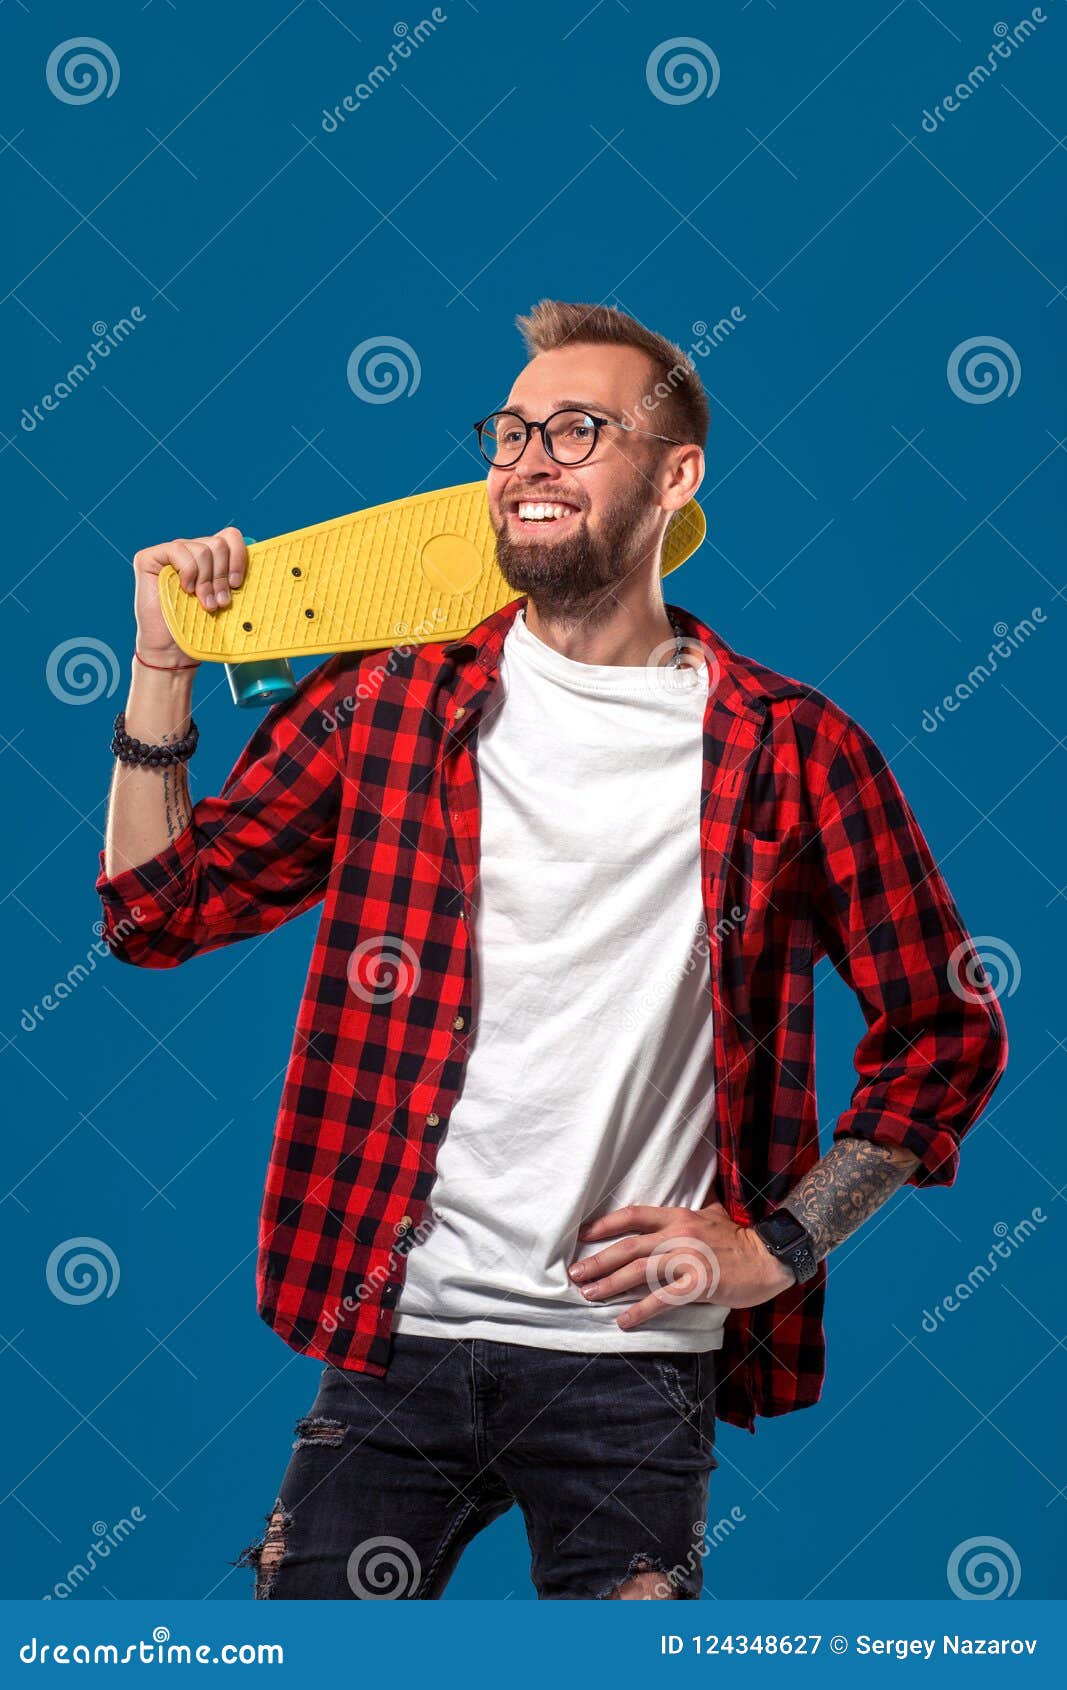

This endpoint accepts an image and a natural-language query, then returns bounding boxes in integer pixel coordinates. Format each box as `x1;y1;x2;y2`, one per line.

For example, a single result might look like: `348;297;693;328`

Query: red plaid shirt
96;598;1007;1431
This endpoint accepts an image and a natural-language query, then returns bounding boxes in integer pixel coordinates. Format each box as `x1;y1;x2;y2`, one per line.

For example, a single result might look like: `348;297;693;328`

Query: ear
661;444;704;511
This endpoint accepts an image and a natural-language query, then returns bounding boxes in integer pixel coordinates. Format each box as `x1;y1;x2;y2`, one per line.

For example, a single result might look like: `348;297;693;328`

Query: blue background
1;0;1063;1607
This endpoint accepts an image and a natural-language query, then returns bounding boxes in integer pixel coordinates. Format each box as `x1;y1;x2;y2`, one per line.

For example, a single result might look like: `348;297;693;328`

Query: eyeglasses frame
471;408;688;468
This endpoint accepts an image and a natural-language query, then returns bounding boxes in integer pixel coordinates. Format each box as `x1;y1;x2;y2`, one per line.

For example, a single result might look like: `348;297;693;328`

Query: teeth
516;502;575;521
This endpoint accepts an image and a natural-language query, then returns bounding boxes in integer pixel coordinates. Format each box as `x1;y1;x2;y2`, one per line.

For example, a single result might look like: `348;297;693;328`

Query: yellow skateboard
159;480;705;663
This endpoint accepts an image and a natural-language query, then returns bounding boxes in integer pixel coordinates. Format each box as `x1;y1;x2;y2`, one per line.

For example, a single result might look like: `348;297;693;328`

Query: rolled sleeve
832;1105;965;1189
95;821;199;965
95;653;353;969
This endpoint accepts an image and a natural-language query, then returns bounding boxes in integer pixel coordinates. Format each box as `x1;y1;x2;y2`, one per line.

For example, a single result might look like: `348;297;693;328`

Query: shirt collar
443;596;804;722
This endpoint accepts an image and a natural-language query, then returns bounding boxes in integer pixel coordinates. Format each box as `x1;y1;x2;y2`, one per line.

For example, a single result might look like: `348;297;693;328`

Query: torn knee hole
235;1503;292;1600
293;1414;346;1449
600;1553;684;1601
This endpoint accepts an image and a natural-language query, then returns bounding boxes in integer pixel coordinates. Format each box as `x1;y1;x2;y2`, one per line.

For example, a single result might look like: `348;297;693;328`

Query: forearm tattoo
781;1139;920;1261
159;729;192;842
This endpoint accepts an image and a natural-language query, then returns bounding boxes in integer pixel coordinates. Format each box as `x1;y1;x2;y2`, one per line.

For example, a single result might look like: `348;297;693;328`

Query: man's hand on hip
567;1201;794;1330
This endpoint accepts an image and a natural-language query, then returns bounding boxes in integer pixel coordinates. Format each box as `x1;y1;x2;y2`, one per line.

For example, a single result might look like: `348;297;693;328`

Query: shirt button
453;706;466;720
426;1112;440;1127
453;1015;465;1031
397;1215;413;1231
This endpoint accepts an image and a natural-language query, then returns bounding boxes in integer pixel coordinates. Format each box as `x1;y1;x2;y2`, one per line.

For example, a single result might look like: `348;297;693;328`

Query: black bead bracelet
111;711;199;767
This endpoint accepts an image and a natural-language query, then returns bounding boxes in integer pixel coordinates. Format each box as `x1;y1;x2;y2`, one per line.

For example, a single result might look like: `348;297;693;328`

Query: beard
491;479;658;621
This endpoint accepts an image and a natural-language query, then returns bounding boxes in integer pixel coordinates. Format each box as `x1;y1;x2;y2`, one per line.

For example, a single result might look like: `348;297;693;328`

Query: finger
581;1242;717;1304
203;534;233;608
616;1287;682;1331
218;525;247;590
160;540;202;597
185;538;222;611
577;1256;656;1301
577;1205;674;1241
570;1235;656;1287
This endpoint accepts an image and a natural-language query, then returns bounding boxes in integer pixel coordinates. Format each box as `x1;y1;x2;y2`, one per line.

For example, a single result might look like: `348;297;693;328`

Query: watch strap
754;1208;819;1284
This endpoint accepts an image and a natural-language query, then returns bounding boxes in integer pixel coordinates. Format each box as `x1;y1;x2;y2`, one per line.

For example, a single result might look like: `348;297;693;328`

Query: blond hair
514;299;710;450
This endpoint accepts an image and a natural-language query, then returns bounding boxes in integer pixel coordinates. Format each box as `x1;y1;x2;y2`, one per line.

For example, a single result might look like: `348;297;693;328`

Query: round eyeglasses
472;408;686;468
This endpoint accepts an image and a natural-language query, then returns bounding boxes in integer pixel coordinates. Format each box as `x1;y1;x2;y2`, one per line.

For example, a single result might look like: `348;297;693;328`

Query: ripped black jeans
240;1333;719;1600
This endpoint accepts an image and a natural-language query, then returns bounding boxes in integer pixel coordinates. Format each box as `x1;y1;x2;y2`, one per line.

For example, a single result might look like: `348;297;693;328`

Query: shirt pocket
729;828;808;954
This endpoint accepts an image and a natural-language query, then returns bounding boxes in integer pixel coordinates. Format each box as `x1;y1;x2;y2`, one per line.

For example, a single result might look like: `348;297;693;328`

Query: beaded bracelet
111;711;199;767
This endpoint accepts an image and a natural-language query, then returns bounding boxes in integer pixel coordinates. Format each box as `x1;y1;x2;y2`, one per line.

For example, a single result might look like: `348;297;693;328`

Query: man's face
484;343;679;618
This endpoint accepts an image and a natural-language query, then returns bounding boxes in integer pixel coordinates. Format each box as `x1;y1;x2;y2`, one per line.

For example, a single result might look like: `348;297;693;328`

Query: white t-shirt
392;608;727;1353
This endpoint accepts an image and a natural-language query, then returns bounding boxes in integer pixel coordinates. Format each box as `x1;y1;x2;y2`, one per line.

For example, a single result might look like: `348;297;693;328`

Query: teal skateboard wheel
224;536;298;707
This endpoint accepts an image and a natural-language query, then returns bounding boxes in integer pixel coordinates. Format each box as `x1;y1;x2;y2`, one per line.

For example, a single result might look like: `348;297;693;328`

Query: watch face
761;1211;808;1252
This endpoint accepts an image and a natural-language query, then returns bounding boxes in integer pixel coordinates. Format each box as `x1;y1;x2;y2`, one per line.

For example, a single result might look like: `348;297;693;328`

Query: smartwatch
753;1208;818;1284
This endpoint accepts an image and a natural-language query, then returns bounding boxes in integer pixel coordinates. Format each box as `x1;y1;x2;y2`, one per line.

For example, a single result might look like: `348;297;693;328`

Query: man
97;300;1007;1601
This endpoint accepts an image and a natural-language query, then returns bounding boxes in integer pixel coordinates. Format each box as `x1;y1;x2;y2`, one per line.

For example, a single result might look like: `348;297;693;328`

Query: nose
511;425;563;477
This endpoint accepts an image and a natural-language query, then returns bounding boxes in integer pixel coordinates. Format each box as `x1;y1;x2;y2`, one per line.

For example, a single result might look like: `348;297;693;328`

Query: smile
511;502;581;524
